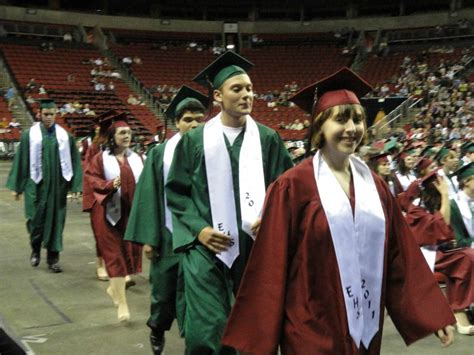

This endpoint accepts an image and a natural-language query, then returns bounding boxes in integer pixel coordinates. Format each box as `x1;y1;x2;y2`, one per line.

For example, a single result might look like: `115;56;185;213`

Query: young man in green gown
165;51;294;354
125;86;208;354
6;99;82;273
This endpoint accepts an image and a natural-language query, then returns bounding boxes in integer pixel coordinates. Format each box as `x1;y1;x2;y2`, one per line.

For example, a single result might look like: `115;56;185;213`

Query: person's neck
220;111;246;128
320;147;350;173
443;166;451;174
114;147;127;157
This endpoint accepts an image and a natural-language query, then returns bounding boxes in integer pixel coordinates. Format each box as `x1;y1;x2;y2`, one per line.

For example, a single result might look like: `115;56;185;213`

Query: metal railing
372;96;423;134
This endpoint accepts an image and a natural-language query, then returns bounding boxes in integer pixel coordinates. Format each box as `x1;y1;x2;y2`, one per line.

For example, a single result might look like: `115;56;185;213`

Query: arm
433;177;450;225
222;180;294;353
165;134;215;252
6;130;30;195
69;134;83;193
264;130;293;186
84;153;116;205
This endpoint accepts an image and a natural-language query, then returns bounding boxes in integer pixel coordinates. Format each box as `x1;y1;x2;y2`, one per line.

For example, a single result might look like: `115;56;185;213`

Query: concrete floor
0;160;472;355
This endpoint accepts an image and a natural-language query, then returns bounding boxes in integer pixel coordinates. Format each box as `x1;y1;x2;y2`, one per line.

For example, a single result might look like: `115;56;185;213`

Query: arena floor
0;161;472;355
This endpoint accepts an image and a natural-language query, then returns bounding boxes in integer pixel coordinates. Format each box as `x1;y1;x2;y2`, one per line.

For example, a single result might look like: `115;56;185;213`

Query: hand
143;244;157;260
12;192;21;201
251;218;261;236
113;176;121;189
436;325;454;347
433;176;449;197
198;226;232;254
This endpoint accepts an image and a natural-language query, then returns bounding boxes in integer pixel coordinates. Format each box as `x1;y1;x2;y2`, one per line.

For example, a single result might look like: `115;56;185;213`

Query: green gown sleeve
166;133;210;252
263;129;294;184
6;130;30;193
449;199;472;247
125;145;166;248
69;135;83;193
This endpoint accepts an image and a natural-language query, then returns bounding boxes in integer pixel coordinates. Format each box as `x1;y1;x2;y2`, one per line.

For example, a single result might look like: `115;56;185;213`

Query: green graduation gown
450;198;474;247
6;124;82;252
165;122;293;354
124;141;182;333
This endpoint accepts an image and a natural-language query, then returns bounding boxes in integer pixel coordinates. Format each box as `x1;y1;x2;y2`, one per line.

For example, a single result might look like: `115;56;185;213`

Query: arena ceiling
5;0;474;21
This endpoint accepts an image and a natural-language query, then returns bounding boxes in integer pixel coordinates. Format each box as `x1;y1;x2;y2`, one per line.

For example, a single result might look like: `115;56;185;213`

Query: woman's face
319;105;365;157
377;161;391;177
114;126;132;149
404;155;415;169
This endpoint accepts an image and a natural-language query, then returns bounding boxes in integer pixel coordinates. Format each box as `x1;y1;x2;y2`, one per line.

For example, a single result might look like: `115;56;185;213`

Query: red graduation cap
290;67;373;118
369;151;390;165
97;110;129;131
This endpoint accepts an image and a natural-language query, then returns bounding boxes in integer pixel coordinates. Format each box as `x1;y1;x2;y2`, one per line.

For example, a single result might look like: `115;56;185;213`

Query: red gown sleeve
381;179;456;345
222;178;296;354
84;152;116;206
404;204;454;246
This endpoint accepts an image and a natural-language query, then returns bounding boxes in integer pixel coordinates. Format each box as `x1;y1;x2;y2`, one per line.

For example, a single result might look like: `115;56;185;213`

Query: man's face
214;74;253;119
176;111;204;134
41;108;57;129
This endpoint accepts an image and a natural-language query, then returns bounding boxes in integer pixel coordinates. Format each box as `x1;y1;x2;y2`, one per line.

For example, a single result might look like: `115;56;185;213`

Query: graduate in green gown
6;99;82;273
449;162;474;248
165;51;293;354
125;86;208;355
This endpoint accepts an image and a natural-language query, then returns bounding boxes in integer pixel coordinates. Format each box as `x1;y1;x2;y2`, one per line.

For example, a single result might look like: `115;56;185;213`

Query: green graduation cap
420;145;435;158
384;138;398;152
450;162;473;181
434;146;450;163
39;98;57;109
460;141;474;155
192;51;254;89
164;85;210;121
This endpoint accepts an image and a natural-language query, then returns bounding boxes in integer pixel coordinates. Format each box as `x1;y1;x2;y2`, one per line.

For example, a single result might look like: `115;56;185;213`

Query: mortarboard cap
164;85;210;120
369;151;390;165
449;162;473;181
420;145;435;158
434;146;450;163
414;157;434;171
420;169;440;188
290;67;373;118
39;98;57;109
384;138;398;152
396;148;417;161
192;51;254;89
98;110;128;131
460;141;474;155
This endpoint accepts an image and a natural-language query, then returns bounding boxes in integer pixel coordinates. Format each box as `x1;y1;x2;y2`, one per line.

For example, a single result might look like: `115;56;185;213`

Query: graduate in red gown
222;68;455;354
397;170;474;335
369;152;403;196
85;113;144;322
82;111;117;281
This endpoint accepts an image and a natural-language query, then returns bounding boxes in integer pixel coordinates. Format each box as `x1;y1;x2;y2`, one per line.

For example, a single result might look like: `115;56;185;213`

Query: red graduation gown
398;183;474;311
222;158;454;354
85;152;142;277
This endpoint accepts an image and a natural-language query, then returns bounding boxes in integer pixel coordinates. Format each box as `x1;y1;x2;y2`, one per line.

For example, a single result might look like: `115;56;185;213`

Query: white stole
29;122;73;183
103;149;143;226
163;133;182;233
456;191;474;239
313;151;386;349
203;113;265;268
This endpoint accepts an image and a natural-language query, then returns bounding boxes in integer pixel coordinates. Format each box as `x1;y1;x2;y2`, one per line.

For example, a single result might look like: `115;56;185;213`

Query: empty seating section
0;43;155;137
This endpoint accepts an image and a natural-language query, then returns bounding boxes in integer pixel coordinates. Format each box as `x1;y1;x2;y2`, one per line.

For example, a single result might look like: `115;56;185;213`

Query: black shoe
150;332;165;355
30;251;40;267
48;263;63;273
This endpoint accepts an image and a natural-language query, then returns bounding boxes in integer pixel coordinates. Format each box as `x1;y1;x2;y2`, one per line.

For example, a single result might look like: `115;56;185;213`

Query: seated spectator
63;32;72;42
108;81;115;91
25;96;35;104
122;57;133;66
67;73;76;82
38;85;47;95
127;94;140;105
0;116;8;128
8;118;21;130
133;56;142;65
289;119;304;130
26;79;37;91
94;58;103;66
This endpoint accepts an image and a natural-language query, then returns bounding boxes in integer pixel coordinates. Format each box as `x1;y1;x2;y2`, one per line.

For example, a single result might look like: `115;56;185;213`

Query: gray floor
0;161;472;355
